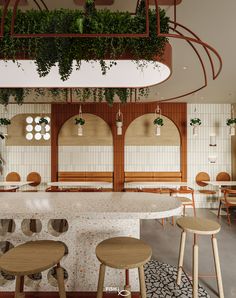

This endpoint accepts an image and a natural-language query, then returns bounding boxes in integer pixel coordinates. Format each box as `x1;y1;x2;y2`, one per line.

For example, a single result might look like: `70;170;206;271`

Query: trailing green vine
0;87;149;106
0;0;169;81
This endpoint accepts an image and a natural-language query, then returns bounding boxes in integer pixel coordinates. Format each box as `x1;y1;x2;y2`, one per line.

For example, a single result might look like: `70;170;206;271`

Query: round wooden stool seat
0;240;65;276
96;237;152;269
176;216;220;235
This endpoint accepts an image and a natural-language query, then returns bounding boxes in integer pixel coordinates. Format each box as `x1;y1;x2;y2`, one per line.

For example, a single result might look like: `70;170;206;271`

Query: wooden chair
216;172;231;182
0;240;66;298
218;189;236;225
176;217;223;298
21;172;42;193
6;172;21;182
96;237;152;298
170;187;196;217
216;172;231;192
195;172;216;195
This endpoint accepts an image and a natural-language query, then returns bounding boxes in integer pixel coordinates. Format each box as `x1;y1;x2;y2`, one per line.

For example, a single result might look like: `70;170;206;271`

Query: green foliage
226;118;236;126
0;118;11;126
0;87;149;106
0;88;25;106
0;4;169;81
190;118;201;126
38;117;49;125
75;117;85;125
153;117;163;126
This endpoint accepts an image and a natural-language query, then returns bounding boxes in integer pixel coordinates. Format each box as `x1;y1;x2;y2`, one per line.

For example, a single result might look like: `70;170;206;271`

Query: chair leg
56;263;66;298
217;201;222;218
177;230;186;285
138;265;146;298
15;276;24;298
193;234;199;298
97;264;106;298
225;205;231;225
211;235;224;298
183;205;186;216
192;193;196;217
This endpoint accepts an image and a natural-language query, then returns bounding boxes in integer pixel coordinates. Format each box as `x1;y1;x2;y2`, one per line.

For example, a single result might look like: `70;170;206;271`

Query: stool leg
211;235;224;298
15;276;24;298
124;269;131;298
138;265;146;298
97;264;106;298
56;263;66;298
177;230;186;285
193;234;199;298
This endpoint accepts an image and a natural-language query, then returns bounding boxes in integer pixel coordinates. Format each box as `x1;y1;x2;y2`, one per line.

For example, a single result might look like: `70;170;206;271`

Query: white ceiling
3;0;236;103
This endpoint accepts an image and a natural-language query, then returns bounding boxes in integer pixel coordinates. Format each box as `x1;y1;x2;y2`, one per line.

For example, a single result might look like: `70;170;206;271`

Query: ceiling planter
0;44;171;88
0;0;171;88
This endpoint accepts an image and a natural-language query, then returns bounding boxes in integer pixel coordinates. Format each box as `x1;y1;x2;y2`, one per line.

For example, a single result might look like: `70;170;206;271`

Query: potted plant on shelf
0;117;11;140
190;118;201;136
38;117;49;135
153;117;164;136
226;118;236;136
75;117;85;136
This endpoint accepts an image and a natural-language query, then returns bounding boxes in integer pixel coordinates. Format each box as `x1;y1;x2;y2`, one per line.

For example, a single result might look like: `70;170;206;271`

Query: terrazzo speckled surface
0;192;182;292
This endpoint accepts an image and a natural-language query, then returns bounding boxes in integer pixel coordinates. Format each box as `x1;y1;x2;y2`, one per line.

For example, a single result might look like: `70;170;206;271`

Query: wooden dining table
203;181;236;197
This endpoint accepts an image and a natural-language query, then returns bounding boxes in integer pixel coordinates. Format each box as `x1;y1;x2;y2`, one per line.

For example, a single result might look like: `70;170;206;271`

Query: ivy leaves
0;6;169;81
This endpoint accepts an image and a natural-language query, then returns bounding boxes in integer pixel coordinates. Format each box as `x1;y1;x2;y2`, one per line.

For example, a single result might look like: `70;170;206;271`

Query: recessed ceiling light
182;66;188;70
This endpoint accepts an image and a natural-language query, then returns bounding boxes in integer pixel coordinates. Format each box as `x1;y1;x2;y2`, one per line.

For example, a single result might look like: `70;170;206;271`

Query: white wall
0;104;51;189
0;103;232;206
187;104;231;207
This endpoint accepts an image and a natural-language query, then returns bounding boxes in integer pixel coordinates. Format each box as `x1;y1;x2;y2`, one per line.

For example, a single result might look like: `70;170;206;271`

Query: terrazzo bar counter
0;192;182;293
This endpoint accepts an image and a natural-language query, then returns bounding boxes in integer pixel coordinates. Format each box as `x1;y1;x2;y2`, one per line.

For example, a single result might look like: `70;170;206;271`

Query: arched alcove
58;113;113;172
125;114;181;172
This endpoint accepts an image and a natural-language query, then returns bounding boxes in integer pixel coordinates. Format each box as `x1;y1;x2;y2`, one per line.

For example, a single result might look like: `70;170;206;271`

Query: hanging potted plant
190;118;201;136
116;109;123;136
153;117;164;136
226;118;236;136
75;117;85;136
0;117;11;139
38;117;49;135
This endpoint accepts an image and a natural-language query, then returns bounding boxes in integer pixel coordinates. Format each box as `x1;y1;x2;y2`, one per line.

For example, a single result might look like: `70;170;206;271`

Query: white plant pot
193;125;199;136
116;121;123;136
78;124;83;136
155;125;161;136
229;125;235;136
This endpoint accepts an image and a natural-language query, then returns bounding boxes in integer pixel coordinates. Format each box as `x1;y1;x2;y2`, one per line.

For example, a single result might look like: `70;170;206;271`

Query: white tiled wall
0;103;232;207
125;146;180;172
0;104;51;188
58;146;113;172
187;104;232;208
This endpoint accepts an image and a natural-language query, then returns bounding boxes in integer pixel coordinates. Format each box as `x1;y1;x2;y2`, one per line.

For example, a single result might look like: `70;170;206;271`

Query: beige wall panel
59;113;112;146
6;114;50;146
125;114;180;146
232;104;236;180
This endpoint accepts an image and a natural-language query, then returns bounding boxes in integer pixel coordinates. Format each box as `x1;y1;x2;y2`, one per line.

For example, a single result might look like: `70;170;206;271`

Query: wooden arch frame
51;102;187;191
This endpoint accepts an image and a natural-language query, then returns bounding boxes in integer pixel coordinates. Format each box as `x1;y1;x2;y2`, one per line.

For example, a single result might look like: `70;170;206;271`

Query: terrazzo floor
141;208;236;298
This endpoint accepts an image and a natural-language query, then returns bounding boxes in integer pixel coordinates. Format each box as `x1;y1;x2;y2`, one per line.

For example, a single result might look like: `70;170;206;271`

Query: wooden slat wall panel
51;103;187;191
58;171;113;182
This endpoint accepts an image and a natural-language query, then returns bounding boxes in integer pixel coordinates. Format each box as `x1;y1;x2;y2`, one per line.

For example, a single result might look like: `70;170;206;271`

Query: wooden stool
0;240;66;298
176;217;224;298
96;237;152;298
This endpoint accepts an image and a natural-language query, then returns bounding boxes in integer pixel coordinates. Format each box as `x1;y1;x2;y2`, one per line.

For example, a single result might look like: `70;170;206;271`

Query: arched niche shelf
58;113;114;181
125;113;181;181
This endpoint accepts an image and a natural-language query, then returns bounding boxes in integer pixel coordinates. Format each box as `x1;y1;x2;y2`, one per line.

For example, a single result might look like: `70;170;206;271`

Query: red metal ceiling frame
10;0;150;38
154;0;223;102
0;0;10;37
